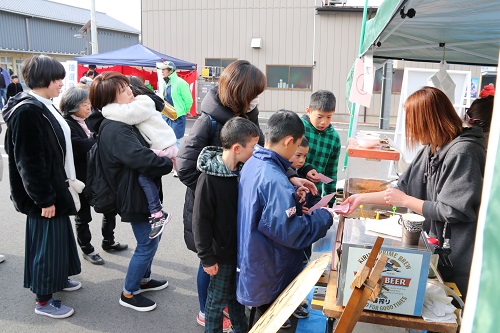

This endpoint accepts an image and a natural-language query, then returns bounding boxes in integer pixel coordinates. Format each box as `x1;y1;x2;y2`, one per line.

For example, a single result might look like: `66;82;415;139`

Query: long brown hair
218;60;266;117
90;72;129;110
404;86;463;153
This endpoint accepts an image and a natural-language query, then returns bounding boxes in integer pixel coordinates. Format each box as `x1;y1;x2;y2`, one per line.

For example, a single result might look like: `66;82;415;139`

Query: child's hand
296;186;309;203
203;263;219;276
306;169;321;182
302;206;310;214
290;177;318;196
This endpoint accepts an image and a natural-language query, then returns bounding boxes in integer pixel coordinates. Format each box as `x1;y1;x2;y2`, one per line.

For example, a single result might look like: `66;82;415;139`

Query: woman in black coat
177;60;266;326
2;55;81;319
89;72;173;312
61;87;127;266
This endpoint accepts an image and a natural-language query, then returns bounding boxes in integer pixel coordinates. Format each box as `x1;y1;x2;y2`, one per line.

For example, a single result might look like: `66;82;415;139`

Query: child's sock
36;301;48;306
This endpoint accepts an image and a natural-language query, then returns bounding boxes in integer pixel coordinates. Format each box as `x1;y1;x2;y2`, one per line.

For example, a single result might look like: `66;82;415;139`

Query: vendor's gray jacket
398;127;486;298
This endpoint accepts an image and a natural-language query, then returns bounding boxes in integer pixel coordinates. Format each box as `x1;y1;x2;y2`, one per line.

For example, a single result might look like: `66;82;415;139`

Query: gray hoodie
398;127;486;298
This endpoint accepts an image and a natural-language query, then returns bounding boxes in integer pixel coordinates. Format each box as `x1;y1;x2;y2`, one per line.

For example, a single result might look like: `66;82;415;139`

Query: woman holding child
89;72;173;311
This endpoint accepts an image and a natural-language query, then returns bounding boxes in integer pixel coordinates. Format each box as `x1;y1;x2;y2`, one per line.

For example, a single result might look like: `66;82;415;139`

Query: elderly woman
2;55;81;319
344;86;486;299
89;72;173;311
61;87;127;266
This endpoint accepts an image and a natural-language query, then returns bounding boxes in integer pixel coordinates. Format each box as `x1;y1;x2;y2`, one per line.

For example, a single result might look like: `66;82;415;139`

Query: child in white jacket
102;93;176;239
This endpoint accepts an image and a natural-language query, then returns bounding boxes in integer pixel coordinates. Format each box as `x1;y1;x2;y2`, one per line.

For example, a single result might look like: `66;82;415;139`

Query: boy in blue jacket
237;110;337;328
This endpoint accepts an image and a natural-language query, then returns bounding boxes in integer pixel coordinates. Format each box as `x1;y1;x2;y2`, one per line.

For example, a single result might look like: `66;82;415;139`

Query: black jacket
6;82;23;100
93;113;173;222
193;147;240;267
2;93;76;217
177;86;264;252
64;116;96;182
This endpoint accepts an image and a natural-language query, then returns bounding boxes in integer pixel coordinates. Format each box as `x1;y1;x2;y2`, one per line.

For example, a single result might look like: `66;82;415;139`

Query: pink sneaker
196;313;233;332
223;306;230;318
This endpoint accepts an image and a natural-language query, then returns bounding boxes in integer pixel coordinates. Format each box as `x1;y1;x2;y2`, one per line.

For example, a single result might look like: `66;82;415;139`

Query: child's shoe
196;311;233;332
148;211;172;239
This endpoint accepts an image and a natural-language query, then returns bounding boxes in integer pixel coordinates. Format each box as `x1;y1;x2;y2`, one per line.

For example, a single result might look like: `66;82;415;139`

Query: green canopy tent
343;1;500;331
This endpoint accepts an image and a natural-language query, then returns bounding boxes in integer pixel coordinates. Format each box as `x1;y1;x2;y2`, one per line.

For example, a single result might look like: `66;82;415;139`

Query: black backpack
84;140;116;214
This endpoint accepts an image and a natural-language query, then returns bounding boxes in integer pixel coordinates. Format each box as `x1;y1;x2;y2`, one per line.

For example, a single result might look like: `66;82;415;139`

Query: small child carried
102;91;177;239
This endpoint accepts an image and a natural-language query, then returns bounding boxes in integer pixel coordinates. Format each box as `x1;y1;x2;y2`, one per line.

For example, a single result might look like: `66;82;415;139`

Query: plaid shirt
300;115;341;197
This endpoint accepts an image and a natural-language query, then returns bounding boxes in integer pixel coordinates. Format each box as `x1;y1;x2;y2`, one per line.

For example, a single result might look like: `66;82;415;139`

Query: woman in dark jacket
61;87;127;266
2;55;81;319
177;60;266;327
89;72;173;312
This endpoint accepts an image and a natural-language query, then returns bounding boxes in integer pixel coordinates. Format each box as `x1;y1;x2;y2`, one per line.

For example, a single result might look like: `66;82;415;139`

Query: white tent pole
90;0;99;54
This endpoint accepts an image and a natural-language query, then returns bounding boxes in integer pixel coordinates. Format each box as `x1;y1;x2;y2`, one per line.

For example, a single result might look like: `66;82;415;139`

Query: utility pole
90;0;99;54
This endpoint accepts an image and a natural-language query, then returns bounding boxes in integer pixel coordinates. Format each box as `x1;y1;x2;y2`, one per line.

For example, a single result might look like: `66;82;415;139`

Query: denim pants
0;87;6;109
198;261;211;313
124;221;161;294
162;115;186;148
138;174;162;215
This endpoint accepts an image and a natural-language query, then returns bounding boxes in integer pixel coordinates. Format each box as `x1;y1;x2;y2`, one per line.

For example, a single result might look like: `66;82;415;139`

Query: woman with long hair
344;86;487;300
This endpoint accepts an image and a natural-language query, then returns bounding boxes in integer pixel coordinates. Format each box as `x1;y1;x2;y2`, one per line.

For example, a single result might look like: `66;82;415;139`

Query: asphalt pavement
0;117;404;333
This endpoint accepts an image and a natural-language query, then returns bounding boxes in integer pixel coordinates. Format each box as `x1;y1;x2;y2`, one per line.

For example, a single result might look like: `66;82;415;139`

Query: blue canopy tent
74;43;196;70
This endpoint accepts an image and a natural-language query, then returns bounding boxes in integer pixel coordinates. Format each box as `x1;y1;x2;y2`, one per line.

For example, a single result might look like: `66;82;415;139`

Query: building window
266;65;313;90
205;58;237;69
373;68;404;94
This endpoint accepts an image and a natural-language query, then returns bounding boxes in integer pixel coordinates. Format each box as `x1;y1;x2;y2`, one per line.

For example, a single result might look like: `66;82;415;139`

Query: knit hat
479;84;495;98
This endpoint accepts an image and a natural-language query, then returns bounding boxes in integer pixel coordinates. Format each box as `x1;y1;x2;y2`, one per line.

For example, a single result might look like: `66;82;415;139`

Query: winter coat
102;95;176;150
93;113;173;222
398;127;486;299
6;82;23;100
177;86;264;252
193;146;241;267
236;146;334;307
163;71;193;117
64;116;95;182
2;92;76;217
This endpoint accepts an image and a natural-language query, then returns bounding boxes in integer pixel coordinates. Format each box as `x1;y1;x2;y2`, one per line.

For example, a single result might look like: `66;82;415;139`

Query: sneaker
102;241;128;252
35;299;74;319
82;253;105;265
119;292;156;312
140;279;169;292
62;279;82;291
223;306;230;318
281;318;292;329
293;303;309;318
0;254;5;263
149;211;172;239
196;312;233;333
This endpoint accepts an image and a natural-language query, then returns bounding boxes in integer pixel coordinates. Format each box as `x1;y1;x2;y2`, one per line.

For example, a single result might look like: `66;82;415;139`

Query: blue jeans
0;87;6;109
162;115;186;148
124;221;161;295
197;261;210;313
137;174;162;215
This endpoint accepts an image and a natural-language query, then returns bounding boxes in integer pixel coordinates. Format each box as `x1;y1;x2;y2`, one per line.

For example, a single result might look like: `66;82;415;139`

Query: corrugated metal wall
141;0;482;124
0;11;139;55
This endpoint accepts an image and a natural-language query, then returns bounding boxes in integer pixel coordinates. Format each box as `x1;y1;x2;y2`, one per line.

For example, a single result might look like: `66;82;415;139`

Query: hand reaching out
306;169;321;183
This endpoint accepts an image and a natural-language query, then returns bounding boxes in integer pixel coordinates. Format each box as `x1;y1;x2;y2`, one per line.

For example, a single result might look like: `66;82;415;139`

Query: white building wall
141;0;482;125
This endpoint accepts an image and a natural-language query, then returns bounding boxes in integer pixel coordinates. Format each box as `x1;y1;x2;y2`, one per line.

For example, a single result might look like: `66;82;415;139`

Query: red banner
78;65;197;116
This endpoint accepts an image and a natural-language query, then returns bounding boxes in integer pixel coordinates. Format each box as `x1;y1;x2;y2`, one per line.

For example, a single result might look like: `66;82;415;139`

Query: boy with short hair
193;117;260;333
6;74;23;100
237;110;336;328
300;90;341;202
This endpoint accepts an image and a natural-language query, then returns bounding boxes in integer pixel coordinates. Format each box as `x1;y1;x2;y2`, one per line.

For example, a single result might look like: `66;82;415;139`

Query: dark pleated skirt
24;215;82;295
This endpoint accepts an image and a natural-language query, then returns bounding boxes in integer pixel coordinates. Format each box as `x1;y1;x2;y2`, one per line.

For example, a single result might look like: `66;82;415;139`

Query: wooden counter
322;270;458;333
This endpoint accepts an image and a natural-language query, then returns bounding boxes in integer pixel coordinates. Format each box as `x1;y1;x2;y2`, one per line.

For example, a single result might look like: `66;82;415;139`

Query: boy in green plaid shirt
299;90;341;203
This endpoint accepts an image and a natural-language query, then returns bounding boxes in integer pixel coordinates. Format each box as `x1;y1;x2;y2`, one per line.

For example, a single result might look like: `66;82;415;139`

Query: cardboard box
337;218;431;316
